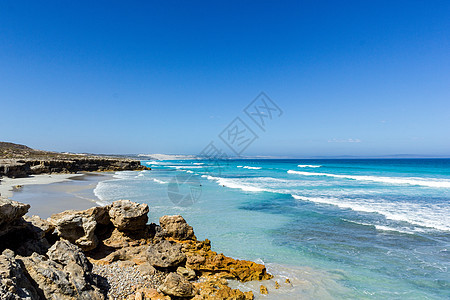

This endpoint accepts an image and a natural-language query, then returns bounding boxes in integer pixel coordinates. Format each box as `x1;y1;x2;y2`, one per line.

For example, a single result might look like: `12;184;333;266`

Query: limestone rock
109;200;149;231
260;284;268;294
49;212;98;251
0;198;29;228
193;276;254;300
137;262;157;276
0;249;39;300
159;272;196;298
17;252;104;300
23;215;54;239
130;288;170;300
177;266;196;280
49;206;110;251
183;240;272;282
148;223;167;243
101;245;148;265
147;240;186;269
47;239;91;272
159;215;196;241
102;228;150;249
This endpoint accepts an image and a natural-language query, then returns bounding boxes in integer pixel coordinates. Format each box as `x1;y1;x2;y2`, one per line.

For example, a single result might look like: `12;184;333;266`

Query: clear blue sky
1;1;449;157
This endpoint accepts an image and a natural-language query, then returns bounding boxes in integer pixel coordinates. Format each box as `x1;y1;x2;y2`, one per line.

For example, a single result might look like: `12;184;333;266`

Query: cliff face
0;142;148;178
0;158;148;178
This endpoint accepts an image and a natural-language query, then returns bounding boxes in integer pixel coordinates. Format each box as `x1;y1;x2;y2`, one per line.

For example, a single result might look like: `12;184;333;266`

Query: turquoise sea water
94;159;450;299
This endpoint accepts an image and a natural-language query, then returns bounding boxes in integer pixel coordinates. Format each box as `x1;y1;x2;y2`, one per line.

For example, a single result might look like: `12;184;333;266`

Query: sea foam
298;164;321;168
287;170;450;188
201;175;266;192
291;194;450;232
237;165;262;170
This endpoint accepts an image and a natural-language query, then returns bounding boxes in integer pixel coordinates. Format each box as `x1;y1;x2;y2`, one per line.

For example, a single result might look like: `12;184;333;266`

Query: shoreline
0;181;274;299
0;170;346;299
0;172;113;218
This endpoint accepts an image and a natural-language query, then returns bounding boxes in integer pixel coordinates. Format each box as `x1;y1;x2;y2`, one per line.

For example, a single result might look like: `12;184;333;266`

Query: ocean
94;159;450;299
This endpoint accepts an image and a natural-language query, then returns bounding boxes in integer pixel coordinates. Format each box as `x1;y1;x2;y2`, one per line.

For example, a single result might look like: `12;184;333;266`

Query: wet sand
1;173;113;218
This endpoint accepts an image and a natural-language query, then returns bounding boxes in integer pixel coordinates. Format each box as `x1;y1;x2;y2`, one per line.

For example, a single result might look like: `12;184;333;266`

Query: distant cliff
0;142;149;178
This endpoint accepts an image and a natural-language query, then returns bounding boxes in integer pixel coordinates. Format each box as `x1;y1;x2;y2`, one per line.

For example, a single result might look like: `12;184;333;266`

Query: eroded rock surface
0;198;29;227
159;272;196;298
109;200;149;231
0;249;39;300
147;240;186;269
159;215;196;241
18;252;104;300
0;199;272;300
48;206;110;251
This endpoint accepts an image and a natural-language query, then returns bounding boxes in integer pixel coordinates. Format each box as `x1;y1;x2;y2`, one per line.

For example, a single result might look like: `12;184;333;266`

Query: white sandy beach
0;172;113;218
0;173;84;198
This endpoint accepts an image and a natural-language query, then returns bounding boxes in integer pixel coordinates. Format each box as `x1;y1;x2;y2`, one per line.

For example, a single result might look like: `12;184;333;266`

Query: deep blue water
95;159;450;299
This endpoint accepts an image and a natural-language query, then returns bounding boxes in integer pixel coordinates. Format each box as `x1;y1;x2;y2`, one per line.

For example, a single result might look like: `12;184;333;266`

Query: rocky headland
0;142;149;178
0;198;273;299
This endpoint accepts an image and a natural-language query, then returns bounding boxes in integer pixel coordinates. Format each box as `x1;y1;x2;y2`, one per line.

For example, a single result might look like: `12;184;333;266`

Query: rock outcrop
17;251;103;300
159;215;196;241
0;158;149;178
0;198;30;228
0;198;54;256
159;272;196;298
0;200;273;299
147;240;186;269
48;207;108;251
0;249;40;300
109;200;149;231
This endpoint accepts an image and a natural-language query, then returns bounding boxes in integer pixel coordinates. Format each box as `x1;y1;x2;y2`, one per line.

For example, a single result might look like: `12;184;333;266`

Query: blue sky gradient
1;1;449;156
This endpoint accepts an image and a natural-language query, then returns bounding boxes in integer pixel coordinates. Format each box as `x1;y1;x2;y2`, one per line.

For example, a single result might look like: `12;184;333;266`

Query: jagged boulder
192;276;254;300
147;240;186;269
0;198;29;226
23;215;54;239
109;200;149;231
49;212;98;251
159;215;196;241
15;215;55;256
177;266;196;280
159;272;196;298
101;245;148;265
17;252;104;300
49;206;110;251
0;249;39;300
182;240;273;282
0;201;53;256
47;240;91;272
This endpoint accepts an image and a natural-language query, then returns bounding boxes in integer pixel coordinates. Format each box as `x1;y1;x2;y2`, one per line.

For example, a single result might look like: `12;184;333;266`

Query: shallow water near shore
10;173;112;218
94;159;450;299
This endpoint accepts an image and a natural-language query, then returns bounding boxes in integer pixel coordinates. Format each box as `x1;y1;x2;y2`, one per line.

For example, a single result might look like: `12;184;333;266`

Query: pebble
92;261;167;299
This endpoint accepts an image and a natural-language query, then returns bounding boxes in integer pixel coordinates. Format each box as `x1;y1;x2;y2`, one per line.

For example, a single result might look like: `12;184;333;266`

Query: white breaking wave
298;165;321;168
145;160;169;165
167;165;204;169
201;175;317;193
287;170;450;188
152;178;167;184
292;195;450;232
341;219;417;234
193;162;204;165
201;175;266;192
237;165;262;170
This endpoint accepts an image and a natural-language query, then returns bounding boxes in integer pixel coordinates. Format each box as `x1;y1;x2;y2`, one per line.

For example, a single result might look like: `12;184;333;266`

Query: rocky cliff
0;198;273;299
0;142;148;178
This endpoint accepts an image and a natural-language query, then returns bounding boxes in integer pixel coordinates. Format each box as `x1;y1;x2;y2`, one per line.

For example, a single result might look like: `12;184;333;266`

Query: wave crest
287;170;450;188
